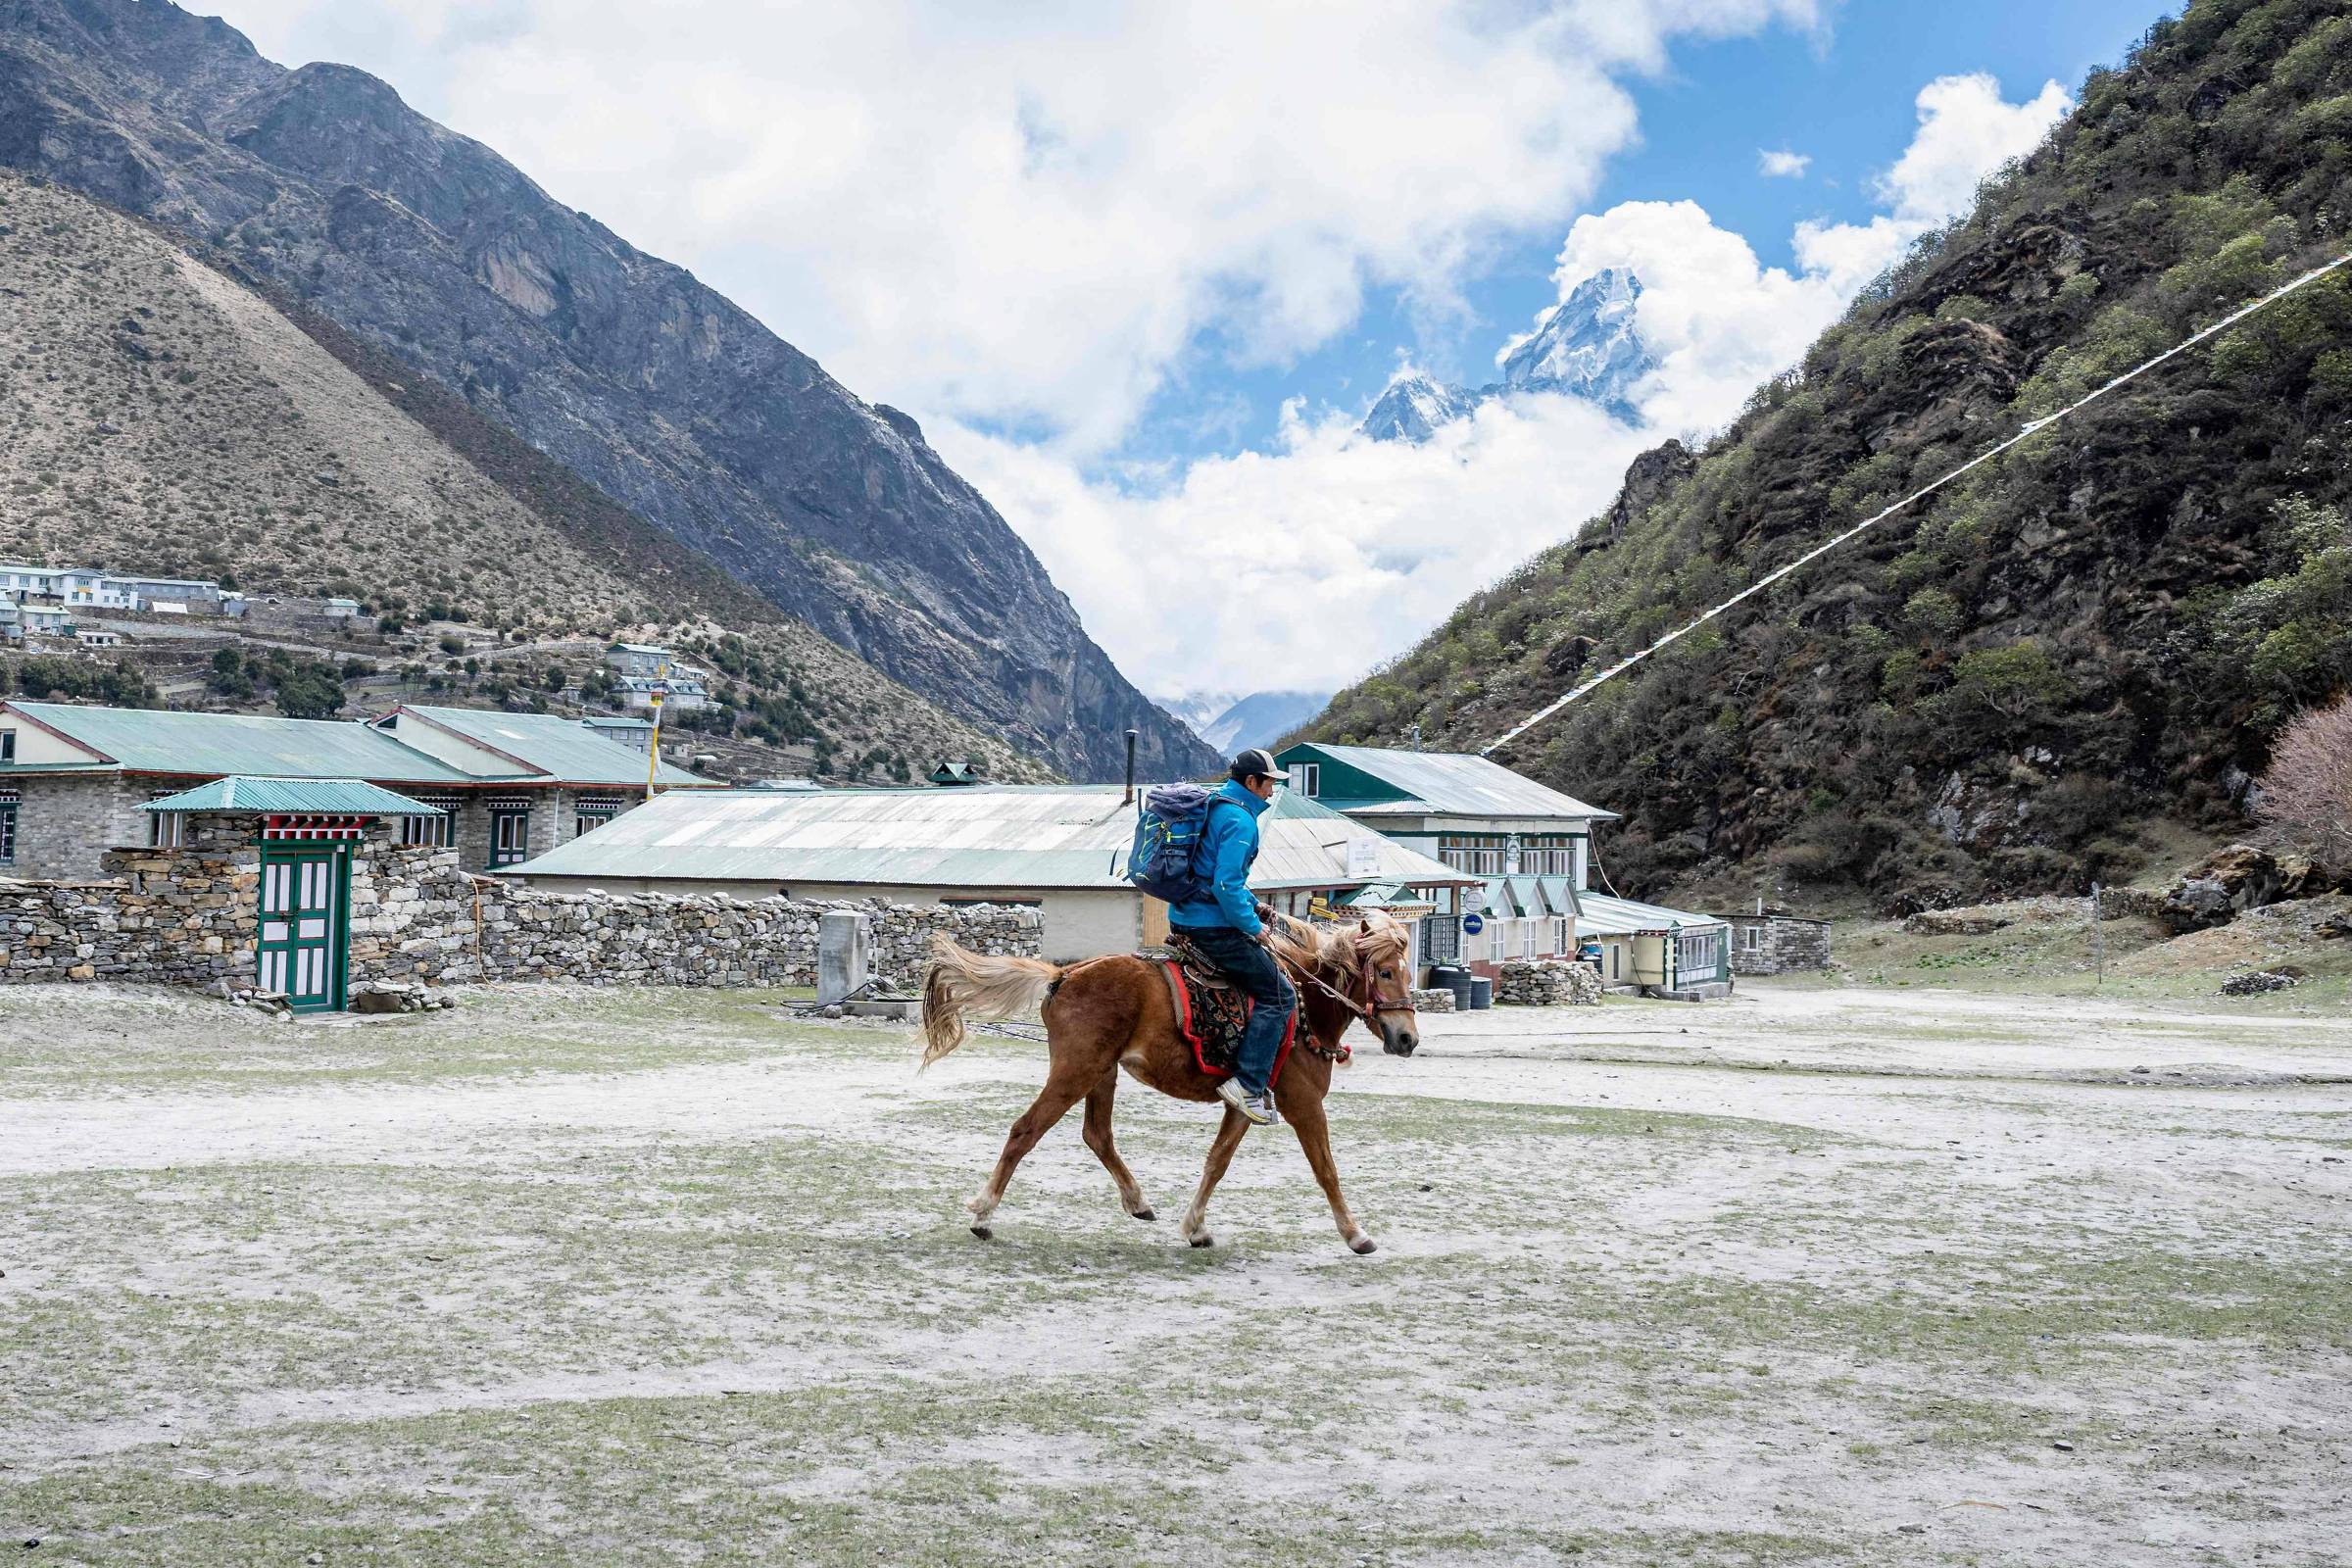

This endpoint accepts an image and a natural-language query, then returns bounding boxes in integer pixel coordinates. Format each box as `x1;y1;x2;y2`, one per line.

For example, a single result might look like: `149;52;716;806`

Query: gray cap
1228;747;1291;782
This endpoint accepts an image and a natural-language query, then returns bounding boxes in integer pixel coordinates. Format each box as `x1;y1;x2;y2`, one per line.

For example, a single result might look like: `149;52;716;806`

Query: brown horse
919;912;1421;1253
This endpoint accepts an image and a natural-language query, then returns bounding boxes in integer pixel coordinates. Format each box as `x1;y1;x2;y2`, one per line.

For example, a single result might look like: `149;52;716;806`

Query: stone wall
1494;958;1602;1005
349;843;1038;988
0;816;1040;994
0;844;259;985
1728;915;1833;975
1;773;154;881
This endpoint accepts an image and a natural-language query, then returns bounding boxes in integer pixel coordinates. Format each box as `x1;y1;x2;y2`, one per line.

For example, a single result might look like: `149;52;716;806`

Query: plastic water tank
1468;975;1494;1010
1427;964;1473;1012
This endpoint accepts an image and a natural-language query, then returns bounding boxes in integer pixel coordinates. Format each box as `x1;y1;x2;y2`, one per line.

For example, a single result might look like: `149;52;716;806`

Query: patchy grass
3;987;2348;1564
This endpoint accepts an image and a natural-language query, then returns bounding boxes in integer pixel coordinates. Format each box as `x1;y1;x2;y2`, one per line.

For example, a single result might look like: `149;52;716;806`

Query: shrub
2255;696;2352;867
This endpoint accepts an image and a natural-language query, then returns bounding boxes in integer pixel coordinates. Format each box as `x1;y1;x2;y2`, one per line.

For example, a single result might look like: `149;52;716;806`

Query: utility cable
1482;247;2352;758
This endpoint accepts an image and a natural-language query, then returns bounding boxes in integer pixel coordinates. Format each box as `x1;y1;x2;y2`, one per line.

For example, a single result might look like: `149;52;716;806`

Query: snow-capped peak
1494;267;1653;419
1359;371;1480;445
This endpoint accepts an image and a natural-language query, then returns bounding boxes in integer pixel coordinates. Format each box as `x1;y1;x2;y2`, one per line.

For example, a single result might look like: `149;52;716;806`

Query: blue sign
1461;912;1485;935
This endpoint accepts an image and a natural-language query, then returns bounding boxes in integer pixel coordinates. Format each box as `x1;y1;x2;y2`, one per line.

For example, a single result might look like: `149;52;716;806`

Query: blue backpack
1124;785;1238;906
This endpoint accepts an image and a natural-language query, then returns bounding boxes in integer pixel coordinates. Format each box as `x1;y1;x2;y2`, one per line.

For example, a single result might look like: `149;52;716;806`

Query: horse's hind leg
1277;1078;1376;1255
1179;1104;1250;1249
965;1056;1097;1240
1083;1070;1154;1221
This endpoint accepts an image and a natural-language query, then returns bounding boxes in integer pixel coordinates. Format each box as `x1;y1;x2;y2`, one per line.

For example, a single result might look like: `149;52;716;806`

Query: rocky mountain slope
0;170;1047;781
0;0;1218;783
1312;0;2352;906
1360;267;1656;442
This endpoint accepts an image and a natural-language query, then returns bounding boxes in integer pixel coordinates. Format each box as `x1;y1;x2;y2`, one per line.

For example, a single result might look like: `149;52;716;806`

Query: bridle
1287;937;1415;1024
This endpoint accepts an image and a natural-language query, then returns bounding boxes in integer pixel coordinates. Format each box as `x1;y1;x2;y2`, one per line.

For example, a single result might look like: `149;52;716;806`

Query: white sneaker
1217;1077;1280;1126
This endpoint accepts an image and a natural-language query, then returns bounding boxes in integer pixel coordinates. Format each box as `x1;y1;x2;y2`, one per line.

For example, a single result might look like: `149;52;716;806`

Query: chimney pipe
1122;729;1140;806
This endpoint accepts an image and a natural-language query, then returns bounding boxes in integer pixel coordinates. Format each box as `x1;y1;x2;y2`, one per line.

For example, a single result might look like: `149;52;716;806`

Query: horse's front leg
1180;1103;1250;1248
1275;1076;1375;1254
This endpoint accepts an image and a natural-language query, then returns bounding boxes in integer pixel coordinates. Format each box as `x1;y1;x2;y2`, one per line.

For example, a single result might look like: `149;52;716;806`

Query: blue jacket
1167;779;1267;935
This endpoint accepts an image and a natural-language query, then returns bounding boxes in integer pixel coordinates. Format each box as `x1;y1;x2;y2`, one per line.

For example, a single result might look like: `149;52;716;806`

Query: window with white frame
147;797;184;850
1292;762;1320;798
1743;923;1763;953
0;790;16;864
1552;917;1570;956
1419;914;1459;964
1523;919;1540;960
1516;834;1581;876
572;796;622;840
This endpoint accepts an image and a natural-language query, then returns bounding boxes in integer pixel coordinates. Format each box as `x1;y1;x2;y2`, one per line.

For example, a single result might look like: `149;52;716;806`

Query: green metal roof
386;706;706;787
5;701;476;783
1281;742;1618;821
141;777;443;815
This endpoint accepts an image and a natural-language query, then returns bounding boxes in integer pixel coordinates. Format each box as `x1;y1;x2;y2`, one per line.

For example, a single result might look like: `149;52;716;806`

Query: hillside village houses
1;563;235;616
0;701;709;881
605;642;710;711
1275;741;1736;996
510;782;1480;961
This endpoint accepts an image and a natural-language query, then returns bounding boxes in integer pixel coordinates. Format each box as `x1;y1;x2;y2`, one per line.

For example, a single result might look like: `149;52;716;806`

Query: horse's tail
919;934;1061;1069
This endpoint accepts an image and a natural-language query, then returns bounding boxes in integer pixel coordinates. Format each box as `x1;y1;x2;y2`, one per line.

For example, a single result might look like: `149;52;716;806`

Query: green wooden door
258;844;348;1012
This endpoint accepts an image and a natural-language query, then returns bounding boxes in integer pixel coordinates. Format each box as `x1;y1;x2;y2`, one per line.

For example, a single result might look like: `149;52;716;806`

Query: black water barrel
1427;964;1473;1012
1468;976;1494;1010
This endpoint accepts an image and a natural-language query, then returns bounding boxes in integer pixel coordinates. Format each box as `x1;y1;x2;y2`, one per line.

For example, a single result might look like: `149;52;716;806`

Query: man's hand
1254;901;1278;924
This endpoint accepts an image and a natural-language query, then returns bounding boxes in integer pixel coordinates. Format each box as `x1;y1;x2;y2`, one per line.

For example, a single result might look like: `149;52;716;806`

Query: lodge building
0;701;709;882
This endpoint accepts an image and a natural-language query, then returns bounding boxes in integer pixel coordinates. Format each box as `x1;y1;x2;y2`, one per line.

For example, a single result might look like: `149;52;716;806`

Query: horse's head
1349;915;1419;1056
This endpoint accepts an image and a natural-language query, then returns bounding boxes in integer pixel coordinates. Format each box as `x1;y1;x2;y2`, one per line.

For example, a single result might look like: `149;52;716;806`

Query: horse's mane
1266;910;1410;979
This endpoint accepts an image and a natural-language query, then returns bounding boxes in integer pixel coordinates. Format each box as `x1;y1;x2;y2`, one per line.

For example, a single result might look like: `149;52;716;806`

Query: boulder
2160;845;2284;933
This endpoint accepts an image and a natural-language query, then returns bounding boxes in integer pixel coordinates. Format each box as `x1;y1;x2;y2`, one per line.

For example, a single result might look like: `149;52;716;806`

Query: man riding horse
1164;747;1295;1128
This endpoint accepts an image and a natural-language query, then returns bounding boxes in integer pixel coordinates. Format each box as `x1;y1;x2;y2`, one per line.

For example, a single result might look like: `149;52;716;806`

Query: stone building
0;700;711;881
509;782;1475;962
1725;909;1833;975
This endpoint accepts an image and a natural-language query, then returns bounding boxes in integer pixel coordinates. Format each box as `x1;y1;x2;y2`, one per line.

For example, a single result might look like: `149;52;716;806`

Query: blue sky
212;0;2173;696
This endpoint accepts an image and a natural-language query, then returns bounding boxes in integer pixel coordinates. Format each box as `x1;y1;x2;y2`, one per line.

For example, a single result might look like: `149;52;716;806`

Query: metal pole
643;683;665;803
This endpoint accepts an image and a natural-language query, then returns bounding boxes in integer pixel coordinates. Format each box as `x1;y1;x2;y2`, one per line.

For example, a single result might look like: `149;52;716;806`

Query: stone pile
1406;987;1456;1014
225;986;293;1018
350;979;456;1014
1495;959;1602;1005
2219;967;2301;996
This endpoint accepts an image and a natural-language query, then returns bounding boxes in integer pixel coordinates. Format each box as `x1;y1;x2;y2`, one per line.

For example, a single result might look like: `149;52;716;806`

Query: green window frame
572;796;622;840
488;801;532;867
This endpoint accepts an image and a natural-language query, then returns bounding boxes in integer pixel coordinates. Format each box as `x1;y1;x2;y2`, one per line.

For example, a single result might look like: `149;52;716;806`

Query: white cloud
212;0;1822;456
1758;148;1812;178
935;399;1658;697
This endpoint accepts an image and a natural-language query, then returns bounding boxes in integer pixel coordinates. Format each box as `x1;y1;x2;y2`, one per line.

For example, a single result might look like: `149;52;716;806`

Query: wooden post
2090;881;2104;989
643;680;665;802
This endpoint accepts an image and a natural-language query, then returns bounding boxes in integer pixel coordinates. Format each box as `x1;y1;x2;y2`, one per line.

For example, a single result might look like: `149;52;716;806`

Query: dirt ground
3;979;2348;1566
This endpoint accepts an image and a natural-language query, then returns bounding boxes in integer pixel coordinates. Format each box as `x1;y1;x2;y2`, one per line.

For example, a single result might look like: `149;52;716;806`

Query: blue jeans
1172;923;1294;1097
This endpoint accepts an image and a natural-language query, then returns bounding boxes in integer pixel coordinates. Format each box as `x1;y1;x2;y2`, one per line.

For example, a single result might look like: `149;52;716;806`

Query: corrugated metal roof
513;783;1480;892
1575;892;1726;936
141;776;444;815
392;706;705;787
4;701;477;783
1299;743;1619;820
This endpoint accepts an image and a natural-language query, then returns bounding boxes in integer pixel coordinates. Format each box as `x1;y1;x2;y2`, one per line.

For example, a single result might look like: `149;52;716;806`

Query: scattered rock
2051;1440;2075;1451
2161;845;2290;933
2220;968;2299;997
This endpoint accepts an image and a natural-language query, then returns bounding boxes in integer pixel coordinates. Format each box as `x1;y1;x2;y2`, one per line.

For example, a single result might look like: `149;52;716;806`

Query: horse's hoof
1131;1206;1157;1223
1348;1234;1378;1255
969;1224;994;1241
1188;1233;1215;1250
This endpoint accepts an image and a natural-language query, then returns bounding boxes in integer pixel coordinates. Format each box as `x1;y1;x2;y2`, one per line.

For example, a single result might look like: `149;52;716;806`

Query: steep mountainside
0;0;1219;783
1360;268;1656;442
1312;0;2352;906
0;171;1046;781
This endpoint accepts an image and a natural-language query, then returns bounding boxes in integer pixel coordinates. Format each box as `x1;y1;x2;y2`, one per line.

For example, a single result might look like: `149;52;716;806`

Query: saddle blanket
1155;945;1298;1085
